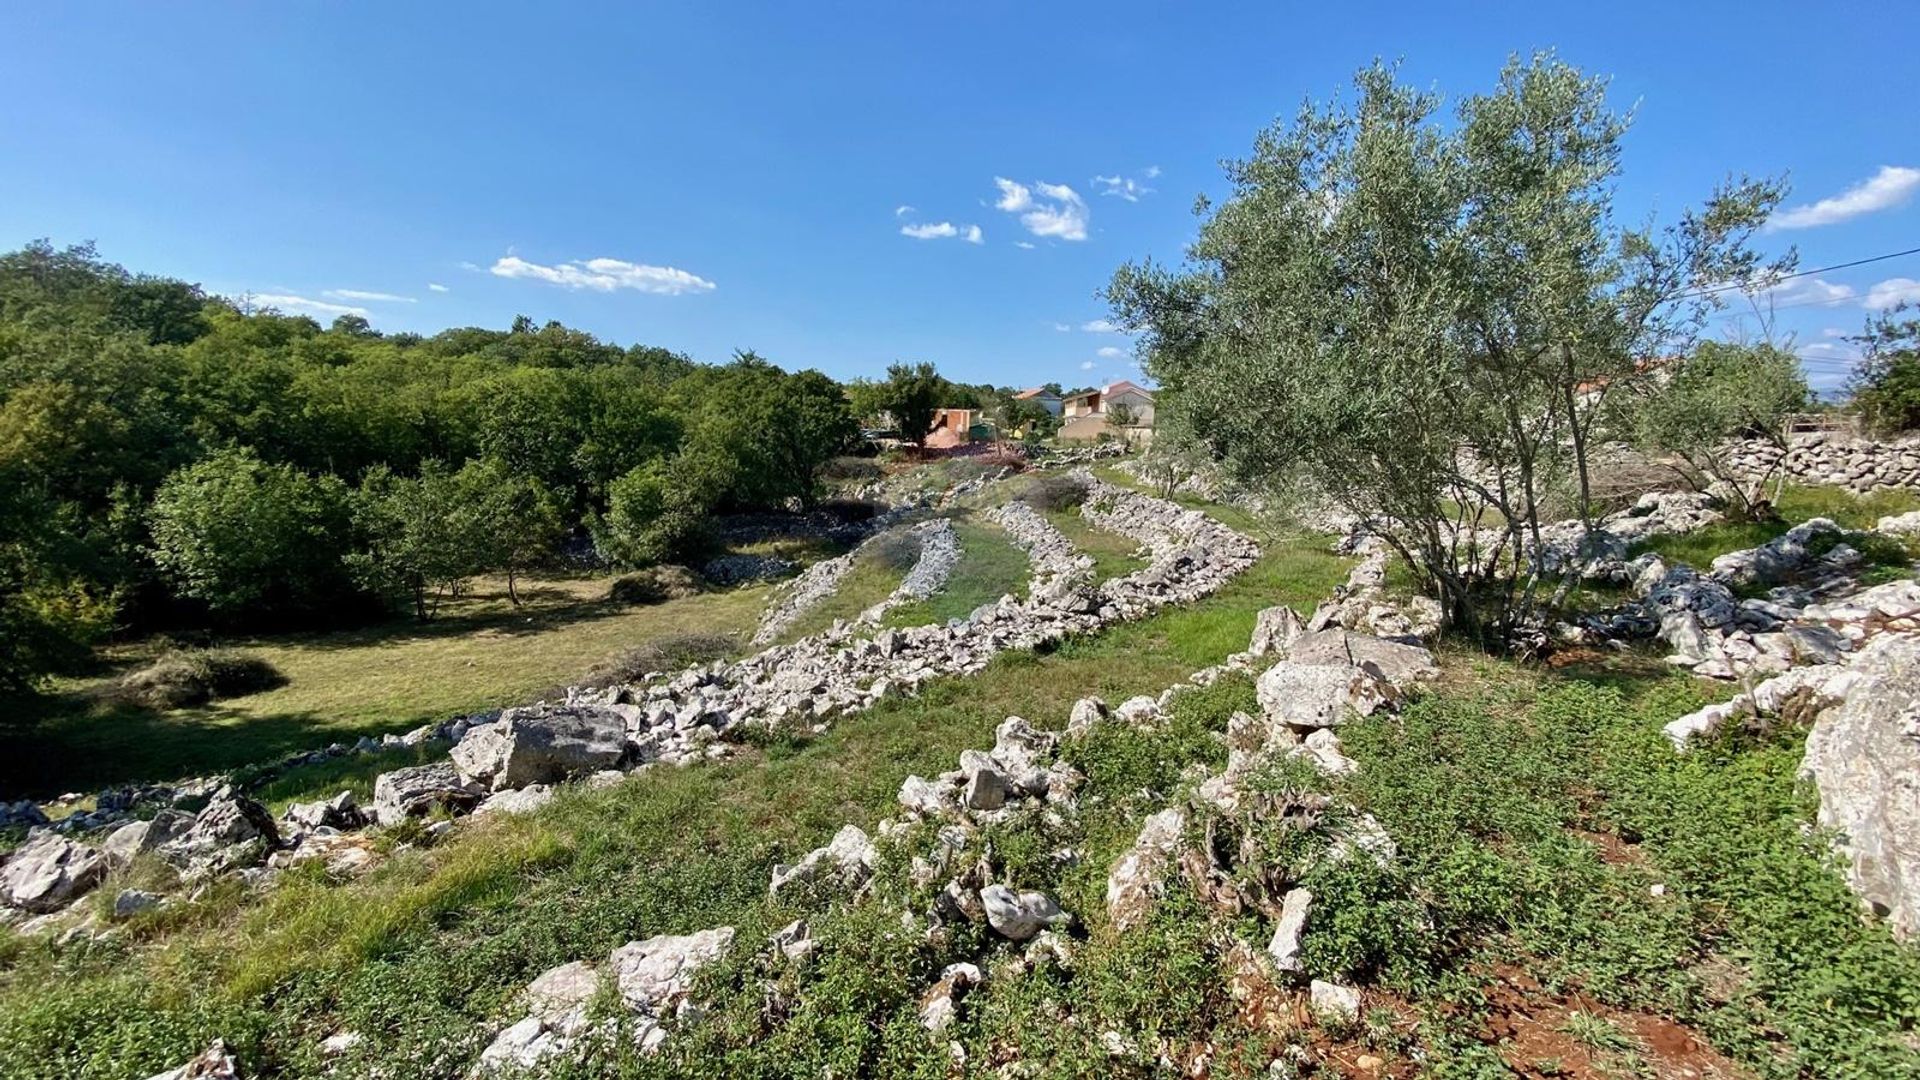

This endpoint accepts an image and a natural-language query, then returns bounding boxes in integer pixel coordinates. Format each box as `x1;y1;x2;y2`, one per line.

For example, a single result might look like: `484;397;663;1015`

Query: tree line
0;241;859;691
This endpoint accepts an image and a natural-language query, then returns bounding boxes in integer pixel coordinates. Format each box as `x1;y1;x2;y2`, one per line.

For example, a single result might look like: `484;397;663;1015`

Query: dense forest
0;242;880;693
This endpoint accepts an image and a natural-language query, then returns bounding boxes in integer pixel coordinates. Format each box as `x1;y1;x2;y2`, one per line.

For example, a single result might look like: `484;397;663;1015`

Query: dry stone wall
1724;433;1920;495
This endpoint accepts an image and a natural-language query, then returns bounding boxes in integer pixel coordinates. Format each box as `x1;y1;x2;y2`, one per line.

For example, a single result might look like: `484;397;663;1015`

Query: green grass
0;573;771;796
1040;505;1149;582
881;518;1030;628
771;536;913;644
1629;483;1920;589
0;518;1350;1080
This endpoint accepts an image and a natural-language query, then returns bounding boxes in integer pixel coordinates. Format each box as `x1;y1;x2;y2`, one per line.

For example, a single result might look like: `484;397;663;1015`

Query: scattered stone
1309;979;1362;1024
917;962;983;1032
372;762;483;826
769;825;877;898
1106;807;1186;933
142;1040;240;1080
113;888;162;919
451;704;631;791
285;791;363;831
1267;888;1312;973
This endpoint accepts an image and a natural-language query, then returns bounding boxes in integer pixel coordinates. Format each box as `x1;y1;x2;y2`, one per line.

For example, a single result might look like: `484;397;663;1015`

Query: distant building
1012;387;1063;416
1058;380;1155;444
924;407;992;449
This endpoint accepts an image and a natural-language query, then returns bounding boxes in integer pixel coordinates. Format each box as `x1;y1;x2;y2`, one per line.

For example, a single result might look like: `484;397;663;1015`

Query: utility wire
1681;245;1920;302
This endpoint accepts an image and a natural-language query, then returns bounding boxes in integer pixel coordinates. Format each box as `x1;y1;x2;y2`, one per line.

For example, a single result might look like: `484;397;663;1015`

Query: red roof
1013;387;1059;400
1104;379;1150;398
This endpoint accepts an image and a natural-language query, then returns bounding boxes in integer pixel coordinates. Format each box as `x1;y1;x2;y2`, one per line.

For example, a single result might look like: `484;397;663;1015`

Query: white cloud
457;261;482;272
255;293;370;319
1092;171;1155;202
1097;345;1124;358
1769;165;1920;229
1145;165;1162;179
1740;275;1856;308
490;255;715;295
963;224;984;244
994;177;1031;212
1080;360;1096;370
428;283;449;293
326;289;416;303
901;221;960;240
1052;322;1072;332
1015;241;1036;250
994;177;1089;240
1866;277;1920;311
1822;326;1847;338
895;204;916;218
1080;319;1119;333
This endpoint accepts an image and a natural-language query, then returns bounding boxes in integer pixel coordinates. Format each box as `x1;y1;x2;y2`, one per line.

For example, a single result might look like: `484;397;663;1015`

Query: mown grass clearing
0;573;771;796
0;521;1350;1080
770;532;916;645
1041;506;1149;583
882;517;1030;628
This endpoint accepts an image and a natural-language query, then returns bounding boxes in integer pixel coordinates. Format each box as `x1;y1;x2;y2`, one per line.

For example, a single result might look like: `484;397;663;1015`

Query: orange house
923;407;978;449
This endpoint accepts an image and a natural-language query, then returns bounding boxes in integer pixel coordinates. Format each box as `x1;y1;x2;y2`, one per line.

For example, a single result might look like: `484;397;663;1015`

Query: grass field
0;573;772;796
1041;505;1149;582
0;508;1352;1080
881;516;1031;628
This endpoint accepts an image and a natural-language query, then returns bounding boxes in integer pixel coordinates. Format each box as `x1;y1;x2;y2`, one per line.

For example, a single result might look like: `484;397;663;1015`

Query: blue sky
2;2;1915;394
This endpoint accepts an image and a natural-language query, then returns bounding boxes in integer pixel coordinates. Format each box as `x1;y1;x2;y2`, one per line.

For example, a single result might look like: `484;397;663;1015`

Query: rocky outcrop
769;824;877;899
1799;633;1920;940
450;705;631;791
372;762;483;826
1;833;105;913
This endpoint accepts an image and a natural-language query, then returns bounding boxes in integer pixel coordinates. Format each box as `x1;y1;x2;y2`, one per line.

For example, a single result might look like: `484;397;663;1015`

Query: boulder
371;762;483;826
1249;605;1307;657
1;833;105;912
102;809;193;866
1255;661;1387;730
451;704;631;791
113;888;163;919
1800;633;1920;939
1066;696;1109;736
769;825;877;898
285;791;364;831
609;926;736;1015
980;884;1068;941
165;793;280;862
1309;979;1361;1024
475;785;555;817
1284;629;1438;691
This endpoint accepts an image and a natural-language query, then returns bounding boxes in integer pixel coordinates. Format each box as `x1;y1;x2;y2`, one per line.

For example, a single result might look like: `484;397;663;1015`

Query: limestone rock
142;1040;240;1080
769;825;877;898
451;704;631;791
1;833;105;912
1106;807;1186;933
980;884;1068;941
1800;633;1920;939
609;926;736;1015
371;762;483;826
1267;888;1312;973
1309;979;1361;1023
1249;605;1307;657
285;791;363;831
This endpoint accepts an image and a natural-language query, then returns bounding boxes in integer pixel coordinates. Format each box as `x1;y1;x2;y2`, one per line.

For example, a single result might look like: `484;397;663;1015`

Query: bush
820;456;883;482
1020;474;1091;511
606;565;704;606
574;632;734;688
867;528;923;571
114;649;286;709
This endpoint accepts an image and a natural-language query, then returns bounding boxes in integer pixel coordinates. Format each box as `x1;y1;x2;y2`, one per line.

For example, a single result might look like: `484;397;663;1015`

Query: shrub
1020;474;1091;511
574;632;734;688
606;565;704;606
867;528;923;571
114;649;286;709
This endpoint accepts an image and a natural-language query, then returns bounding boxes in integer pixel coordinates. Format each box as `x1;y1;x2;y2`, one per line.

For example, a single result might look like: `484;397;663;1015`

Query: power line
1680;244;1920;302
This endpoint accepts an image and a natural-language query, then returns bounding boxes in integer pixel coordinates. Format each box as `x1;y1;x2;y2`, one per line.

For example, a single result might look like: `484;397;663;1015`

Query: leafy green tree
148;448;358;621
347;460;493;618
1625;342;1807;518
1108;55;1783;643
1848;305;1920;435
456;457;569;602
597;457;710;567
877;362;943;446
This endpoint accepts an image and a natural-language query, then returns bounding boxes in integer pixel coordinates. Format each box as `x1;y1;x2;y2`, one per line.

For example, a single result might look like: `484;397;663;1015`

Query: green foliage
112;649;285;709
148;448;359;621
1846;305;1920;434
875;361;943;445
346;460;493;618
1623;341;1808;517
1109;54;1784;642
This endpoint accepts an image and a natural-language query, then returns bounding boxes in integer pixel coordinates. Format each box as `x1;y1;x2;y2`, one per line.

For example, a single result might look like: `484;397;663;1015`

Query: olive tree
1108;55;1784;644
1624;341;1807;519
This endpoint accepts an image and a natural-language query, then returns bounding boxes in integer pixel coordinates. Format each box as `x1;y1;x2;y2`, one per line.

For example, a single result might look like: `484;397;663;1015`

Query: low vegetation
882;519;1030;628
0;573;769;795
111;648;285;710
